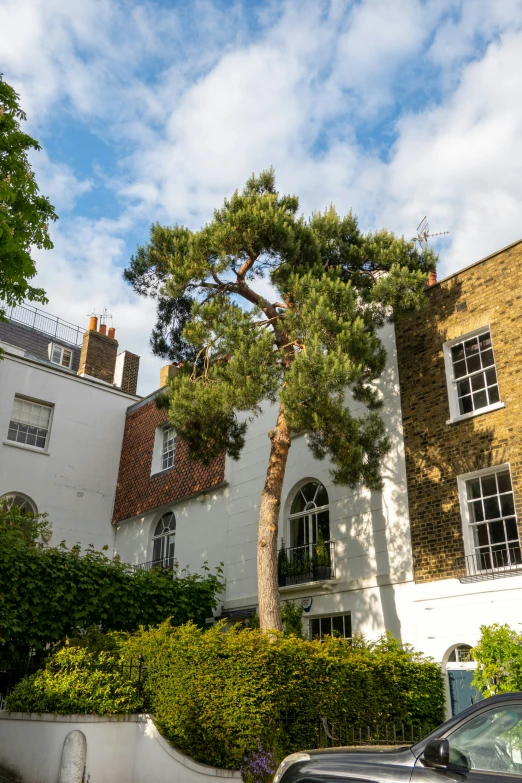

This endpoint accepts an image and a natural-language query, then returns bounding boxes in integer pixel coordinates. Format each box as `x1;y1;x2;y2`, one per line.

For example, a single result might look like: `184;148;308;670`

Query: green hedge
0;506;223;657
8;622;444;770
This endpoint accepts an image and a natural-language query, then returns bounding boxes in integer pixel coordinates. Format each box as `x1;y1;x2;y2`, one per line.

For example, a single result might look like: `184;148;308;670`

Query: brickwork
112;396;226;523
79;329;118;384
396;240;522;583
116;351;140;395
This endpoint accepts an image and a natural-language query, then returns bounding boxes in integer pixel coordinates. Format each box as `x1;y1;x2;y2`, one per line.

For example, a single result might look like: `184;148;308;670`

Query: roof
431;237;522;289
0;319;81;373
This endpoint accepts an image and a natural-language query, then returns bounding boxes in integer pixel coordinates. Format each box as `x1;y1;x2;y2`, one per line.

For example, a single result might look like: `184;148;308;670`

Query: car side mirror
424;738;450;769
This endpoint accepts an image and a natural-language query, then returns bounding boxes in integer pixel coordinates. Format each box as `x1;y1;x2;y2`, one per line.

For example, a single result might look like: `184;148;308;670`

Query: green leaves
0;508;224;658
472;624;522;697
0;75;57;321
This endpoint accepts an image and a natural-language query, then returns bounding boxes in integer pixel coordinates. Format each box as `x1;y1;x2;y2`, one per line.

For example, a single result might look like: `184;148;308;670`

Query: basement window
48;342;73;369
443;327;503;423
310;613;351;641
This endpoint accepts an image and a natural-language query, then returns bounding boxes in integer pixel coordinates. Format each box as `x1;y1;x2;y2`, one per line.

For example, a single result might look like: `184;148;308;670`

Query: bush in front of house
0;505;224;658
8;621;444;770
472;623;522;697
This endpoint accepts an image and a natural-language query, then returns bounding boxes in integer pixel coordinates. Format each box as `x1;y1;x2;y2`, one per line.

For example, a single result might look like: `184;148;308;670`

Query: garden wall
0;713;240;783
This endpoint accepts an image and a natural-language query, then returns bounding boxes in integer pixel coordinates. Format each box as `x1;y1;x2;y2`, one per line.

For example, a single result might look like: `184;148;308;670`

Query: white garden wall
0;713;240;783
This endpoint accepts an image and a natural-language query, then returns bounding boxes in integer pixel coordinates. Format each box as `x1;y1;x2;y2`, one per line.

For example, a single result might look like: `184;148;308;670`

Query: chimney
160;363;180;388
99;323;107;335
114;351;140;395
427;270;437;287
78;318;118;384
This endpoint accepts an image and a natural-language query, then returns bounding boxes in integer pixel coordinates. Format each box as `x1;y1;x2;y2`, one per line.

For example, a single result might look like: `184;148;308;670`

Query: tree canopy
125;169;436;630
0;74;57;322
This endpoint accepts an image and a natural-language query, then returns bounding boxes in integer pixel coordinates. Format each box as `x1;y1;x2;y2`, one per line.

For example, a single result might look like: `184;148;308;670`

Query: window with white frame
152;511;176;568
0;492;37;515
444;328;501;421
460;466;521;572
161;426;176;471
7;397;52;450
48;342;73;368
310;613;351;641
289;481;330;548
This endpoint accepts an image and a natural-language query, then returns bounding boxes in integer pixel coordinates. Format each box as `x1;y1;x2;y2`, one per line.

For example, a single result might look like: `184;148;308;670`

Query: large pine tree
125;170;435;631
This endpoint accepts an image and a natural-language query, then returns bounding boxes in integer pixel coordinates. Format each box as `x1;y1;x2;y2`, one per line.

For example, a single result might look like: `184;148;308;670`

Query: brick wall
116;351;140;395
112;396;226;523
396;240;522;583
79;329;118;383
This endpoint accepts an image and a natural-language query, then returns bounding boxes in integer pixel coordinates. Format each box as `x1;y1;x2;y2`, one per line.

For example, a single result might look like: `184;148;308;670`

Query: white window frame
150;424;176;476
48;342;73;369
443;325;504;424
4;395;54;454
309;612;351;641
457;463;521;574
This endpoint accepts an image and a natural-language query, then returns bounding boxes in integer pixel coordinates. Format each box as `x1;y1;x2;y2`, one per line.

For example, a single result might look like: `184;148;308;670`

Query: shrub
6;643;143;715
0;507;224;657
472;623;522;697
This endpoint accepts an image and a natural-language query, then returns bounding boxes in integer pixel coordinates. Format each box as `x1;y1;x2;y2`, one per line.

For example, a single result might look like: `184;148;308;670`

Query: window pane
301;482;318;502
480;349;494;368
489;521;506;544
448;706;522;772
473;524;489;548
464;338;479;357
467;479;481;500
332;616;344;637
453;359;467;379
471;374;485;391
316;510;330;541
497;472;512;493
506;518;519;541
501;495;515;517
485;368;497;385
472;390;488;409
315;484;329;508
62;350;72;367
487;385;500;405
481;475;497;496
52;347;61;363
292;517;306;548
466;354;481;374
451;344;465;362
291;491;306;514
478;331;492;350
457;378;471;396
484;496;500;520
459;395;473;415
470;500;484;522
310;619;320;640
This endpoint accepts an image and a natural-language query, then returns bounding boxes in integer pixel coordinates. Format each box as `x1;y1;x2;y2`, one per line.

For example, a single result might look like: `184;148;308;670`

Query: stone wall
395;240;522;583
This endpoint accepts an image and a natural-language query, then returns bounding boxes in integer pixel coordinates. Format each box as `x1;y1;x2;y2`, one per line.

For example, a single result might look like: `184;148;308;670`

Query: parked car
274;693;522;783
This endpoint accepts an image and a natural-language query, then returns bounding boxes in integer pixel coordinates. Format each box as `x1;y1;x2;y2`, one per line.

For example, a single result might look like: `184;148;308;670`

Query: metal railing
1;302;83;346
458;548;522;583
278;541;335;587
135;556;177;572
317;719;438;748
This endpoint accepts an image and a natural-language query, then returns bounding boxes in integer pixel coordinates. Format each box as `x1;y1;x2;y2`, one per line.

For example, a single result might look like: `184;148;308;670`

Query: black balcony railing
278;541;335;587
135;556;177;572
458;547;522;583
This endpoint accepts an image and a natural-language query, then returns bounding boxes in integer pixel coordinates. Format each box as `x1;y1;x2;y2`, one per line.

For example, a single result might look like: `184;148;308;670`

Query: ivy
0;507;224;657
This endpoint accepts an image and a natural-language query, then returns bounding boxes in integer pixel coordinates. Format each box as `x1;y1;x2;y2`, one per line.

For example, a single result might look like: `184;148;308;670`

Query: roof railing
1;302;83;347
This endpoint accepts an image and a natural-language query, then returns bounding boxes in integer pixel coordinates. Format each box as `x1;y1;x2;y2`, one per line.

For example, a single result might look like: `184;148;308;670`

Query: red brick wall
112;397;226;523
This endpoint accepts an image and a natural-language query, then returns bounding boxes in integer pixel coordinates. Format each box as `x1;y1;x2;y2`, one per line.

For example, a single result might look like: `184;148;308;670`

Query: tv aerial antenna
412;217;449;251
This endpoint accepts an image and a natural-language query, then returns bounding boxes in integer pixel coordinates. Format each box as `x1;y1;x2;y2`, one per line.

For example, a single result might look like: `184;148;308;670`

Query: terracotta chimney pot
89;316;98;331
99;324;107;335
427;271;437;287
108;327;116;339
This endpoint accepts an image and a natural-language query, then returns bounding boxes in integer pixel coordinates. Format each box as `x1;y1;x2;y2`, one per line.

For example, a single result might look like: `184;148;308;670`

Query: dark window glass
488;386;500;404
501;495;515;517
472;501;484;522
497;472;512;493
485;368;497;386
459;396;473;415
473;390;488;409
506;518;519;540
481;475;497;496
467;479;481;500
332;616;344;636
451;344;465;361
471;374;485;391
484;496;500;520
480;349;494;368
457;378;471;396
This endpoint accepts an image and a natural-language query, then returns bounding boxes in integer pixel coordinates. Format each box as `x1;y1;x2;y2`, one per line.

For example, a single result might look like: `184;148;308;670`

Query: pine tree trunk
257;402;291;632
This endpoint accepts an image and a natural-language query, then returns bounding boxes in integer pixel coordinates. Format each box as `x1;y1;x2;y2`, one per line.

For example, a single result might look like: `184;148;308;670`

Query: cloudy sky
2;0;522;393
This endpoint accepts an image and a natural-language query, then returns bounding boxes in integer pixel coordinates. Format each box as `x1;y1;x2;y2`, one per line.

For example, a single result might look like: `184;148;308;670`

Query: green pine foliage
0;75;57;323
0;506;223;657
9;623;444;769
125;169;435;483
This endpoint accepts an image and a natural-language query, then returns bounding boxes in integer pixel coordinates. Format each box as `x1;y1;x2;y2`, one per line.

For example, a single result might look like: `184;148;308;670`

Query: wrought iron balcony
278;540;335;587
457;548;522;583
135;556;177;572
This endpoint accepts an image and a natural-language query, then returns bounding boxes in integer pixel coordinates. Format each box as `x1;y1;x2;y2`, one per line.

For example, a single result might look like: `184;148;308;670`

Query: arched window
447;644;473;663
152;511;176;568
0;492;37;515
289;481;329;548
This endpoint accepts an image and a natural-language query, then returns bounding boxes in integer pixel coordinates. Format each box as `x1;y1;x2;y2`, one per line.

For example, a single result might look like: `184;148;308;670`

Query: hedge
0;506;224;657
8;621;445;770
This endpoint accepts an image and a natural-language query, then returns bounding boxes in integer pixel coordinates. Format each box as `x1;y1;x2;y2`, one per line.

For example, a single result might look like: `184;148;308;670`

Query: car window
448;705;522;774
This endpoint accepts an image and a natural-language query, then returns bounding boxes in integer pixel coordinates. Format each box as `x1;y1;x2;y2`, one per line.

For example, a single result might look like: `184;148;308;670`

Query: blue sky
2;0;522;393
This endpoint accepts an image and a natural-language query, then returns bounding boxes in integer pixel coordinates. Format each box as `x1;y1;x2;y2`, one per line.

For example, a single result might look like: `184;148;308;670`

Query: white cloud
3;0;522;392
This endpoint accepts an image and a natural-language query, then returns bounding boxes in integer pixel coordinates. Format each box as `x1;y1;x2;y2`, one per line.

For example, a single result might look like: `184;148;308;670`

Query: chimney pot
89;316;98;331
160;363;179;388
108;327;116;339
427;270;437;287
99;324;107;335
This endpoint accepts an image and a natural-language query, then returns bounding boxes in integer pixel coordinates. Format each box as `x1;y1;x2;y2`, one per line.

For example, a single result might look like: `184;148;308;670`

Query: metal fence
457;548;522;583
317;718;438;748
135;556;177;572
1;302;83;346
278;541;335;587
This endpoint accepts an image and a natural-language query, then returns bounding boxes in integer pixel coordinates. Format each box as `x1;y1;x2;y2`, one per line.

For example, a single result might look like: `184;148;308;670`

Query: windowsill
446;401;505;425
3;440;50;456
280;579;338;593
150;467;174;478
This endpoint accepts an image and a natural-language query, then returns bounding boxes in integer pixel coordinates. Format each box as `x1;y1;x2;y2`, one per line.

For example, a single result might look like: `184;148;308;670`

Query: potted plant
313;533;331;581
278;540;289;586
